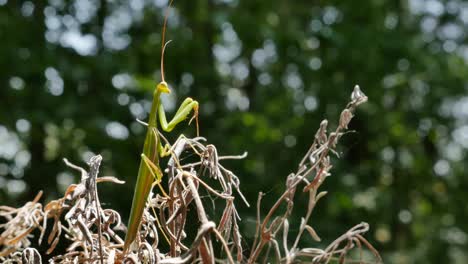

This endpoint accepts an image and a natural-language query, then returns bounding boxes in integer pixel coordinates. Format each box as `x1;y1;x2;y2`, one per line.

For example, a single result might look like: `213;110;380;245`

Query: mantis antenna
160;0;175;83
158;0;200;135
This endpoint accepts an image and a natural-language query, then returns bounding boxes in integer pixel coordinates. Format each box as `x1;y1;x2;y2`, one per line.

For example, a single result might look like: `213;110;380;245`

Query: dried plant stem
248;86;381;264
184;172;235;264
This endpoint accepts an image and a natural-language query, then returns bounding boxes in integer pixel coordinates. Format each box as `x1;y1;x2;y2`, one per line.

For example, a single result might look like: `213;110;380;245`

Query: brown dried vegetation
0;87;382;263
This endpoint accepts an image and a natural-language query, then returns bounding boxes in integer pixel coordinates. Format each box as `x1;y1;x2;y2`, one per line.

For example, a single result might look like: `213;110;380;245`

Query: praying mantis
123;1;199;253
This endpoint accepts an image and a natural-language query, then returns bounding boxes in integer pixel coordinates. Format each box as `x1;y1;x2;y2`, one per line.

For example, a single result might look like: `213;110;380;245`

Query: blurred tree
1;0;467;262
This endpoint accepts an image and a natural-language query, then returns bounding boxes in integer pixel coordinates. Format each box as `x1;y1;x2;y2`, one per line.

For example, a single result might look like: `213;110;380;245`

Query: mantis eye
156;81;171;94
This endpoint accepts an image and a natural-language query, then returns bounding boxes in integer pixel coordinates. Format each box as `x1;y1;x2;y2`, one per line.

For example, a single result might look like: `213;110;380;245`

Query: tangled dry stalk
0;86;382;263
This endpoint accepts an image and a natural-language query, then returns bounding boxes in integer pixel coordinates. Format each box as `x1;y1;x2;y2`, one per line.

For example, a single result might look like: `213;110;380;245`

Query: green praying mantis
123;2;199;253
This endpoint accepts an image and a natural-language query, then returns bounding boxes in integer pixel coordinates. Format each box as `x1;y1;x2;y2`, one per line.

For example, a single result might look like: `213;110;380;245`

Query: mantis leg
141;154;169;198
173;97;196;117
141;153;171;245
151;127;174;158
158;97;199;134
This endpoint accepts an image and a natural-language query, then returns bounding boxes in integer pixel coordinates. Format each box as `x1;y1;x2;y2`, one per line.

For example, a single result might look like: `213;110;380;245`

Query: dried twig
247;86;381;264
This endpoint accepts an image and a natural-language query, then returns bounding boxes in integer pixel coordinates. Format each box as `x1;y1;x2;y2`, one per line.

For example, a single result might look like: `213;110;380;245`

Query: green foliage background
1;0;467;262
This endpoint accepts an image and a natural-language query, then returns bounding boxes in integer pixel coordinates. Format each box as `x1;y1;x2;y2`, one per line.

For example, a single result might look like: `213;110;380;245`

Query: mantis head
156;81;171;94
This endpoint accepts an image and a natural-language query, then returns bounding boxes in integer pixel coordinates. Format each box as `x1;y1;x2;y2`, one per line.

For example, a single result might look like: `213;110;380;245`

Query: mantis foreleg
159;97;199;134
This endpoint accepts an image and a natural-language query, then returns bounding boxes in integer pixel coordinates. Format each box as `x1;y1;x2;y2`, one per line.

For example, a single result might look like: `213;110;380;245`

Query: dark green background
1;0;467;262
